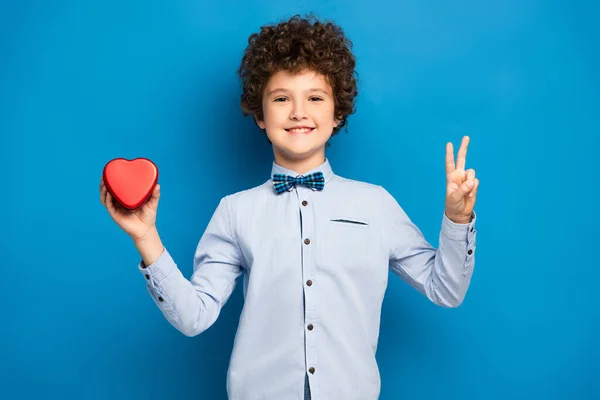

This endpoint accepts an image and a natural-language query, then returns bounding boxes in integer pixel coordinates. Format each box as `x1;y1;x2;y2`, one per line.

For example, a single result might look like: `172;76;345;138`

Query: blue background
2;0;598;399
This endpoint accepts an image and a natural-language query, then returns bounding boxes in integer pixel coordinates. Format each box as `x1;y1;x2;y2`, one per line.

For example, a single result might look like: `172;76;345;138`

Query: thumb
145;184;160;211
449;179;474;203
106;191;118;217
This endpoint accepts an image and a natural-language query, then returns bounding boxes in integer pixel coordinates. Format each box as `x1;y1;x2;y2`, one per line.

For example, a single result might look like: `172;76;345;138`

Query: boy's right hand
99;176;161;242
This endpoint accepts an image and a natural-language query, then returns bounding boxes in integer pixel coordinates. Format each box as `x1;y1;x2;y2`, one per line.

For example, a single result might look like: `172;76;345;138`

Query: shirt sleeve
378;186;477;308
137;195;244;336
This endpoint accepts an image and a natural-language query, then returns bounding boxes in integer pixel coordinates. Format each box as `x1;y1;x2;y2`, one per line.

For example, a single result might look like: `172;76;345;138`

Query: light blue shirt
138;158;477;400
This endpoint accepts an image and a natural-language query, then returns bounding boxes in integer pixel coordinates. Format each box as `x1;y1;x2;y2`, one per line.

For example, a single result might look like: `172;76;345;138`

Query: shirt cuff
441;210;477;241
138;247;176;284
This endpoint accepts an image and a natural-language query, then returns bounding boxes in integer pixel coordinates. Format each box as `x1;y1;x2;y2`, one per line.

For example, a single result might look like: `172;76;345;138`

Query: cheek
263;107;287;126
315;107;336;125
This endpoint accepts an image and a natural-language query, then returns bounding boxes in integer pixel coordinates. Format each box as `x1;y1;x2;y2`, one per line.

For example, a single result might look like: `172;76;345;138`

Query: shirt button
302;200;308;206
467;249;473;255
308;367;315;374
306;280;313;287
304;238;310;245
145;274;150;280
307;324;313;331
158;296;164;302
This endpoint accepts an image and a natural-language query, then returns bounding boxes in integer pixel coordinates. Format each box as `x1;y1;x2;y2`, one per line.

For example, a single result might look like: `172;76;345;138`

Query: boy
100;14;478;400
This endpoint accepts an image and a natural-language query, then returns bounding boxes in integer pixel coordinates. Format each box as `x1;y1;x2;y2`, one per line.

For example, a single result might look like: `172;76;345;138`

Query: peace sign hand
445;136;479;224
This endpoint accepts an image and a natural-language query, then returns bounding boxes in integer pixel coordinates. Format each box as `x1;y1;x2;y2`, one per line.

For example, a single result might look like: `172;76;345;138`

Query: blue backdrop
2;0;598;399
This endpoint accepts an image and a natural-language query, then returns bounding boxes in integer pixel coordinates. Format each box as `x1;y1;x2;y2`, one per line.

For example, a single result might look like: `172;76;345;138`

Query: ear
334;117;341;128
254;114;265;130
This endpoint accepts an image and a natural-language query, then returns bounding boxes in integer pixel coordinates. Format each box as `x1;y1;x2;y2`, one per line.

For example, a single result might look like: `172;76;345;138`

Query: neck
273;150;326;175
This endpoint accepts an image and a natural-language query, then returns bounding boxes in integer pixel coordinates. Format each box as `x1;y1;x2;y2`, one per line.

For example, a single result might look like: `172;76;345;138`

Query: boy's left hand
445;136;479;224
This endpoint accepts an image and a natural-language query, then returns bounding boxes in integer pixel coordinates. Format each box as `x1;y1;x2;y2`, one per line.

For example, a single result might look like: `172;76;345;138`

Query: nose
289;101;307;121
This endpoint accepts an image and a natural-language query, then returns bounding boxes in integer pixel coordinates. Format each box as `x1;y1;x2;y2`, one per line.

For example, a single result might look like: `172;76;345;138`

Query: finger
148;184;160;201
456;136;470;171
450;178;475;202
146;184;160;210
446;181;459;196
106;191;116;214
469;178;479;198
466;168;476;181
100;185;106;206
446;142;455;174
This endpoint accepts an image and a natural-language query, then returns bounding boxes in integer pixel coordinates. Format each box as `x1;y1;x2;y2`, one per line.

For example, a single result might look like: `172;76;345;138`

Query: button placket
297;185;319;376
462;225;476;275
467;225;476;256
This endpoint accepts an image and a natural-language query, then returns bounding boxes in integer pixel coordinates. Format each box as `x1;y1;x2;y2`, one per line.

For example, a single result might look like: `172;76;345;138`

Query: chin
273;142;311;155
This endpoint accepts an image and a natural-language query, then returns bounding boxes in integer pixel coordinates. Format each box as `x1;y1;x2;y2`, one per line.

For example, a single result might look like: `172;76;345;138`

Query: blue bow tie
272;172;325;194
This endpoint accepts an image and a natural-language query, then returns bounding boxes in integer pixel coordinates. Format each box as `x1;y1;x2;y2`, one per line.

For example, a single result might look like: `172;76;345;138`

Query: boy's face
256;69;340;171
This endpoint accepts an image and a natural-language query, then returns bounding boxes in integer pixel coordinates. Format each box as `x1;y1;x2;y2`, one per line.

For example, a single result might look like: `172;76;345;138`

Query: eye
273;97;288;102
309;96;324;101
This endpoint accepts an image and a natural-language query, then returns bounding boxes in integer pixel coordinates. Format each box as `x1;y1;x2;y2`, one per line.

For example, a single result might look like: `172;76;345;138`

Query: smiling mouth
285;127;315;134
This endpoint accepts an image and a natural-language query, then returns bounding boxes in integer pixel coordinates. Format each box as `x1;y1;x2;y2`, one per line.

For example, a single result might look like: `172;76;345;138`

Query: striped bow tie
272;172;325;194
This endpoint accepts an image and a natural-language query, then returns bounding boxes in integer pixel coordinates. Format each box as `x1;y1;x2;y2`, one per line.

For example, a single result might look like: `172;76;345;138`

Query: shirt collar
271;157;335;185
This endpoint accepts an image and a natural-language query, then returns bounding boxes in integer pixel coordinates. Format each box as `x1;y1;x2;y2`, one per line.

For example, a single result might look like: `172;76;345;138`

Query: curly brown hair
237;14;358;137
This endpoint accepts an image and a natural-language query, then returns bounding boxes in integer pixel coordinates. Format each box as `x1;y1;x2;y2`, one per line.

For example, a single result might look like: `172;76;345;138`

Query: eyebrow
266;88;330;96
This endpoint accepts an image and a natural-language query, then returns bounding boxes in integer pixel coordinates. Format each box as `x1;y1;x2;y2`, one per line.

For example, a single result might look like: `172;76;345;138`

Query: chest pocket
323;216;372;270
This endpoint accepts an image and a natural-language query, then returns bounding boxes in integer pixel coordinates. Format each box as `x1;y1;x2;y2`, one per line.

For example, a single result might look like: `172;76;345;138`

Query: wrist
133;228;164;267
132;225;158;244
446;212;472;224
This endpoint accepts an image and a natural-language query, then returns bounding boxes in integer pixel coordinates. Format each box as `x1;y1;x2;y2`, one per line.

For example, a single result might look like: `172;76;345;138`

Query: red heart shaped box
103;158;158;210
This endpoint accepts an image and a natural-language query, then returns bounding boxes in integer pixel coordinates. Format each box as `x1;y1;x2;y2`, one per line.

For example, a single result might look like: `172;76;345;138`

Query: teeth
289;128;312;133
